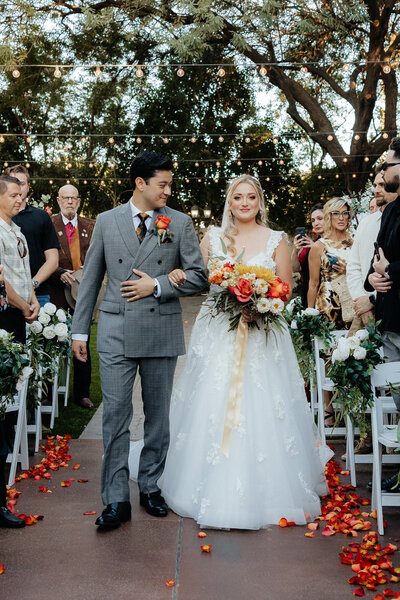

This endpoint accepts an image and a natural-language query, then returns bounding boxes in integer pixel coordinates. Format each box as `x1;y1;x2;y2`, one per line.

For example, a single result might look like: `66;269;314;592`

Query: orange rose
155;215;171;230
229;278;253;302
267;277;290;302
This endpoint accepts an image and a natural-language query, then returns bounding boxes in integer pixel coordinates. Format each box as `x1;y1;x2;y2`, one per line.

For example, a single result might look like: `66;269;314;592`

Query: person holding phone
291;204;324;308
307;198;354;426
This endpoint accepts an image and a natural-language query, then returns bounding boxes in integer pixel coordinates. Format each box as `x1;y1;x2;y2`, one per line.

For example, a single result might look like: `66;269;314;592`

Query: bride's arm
275;236;293;298
200;231;212;271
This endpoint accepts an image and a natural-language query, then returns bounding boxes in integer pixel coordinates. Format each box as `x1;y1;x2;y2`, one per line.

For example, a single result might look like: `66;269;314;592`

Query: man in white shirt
347;167;397;327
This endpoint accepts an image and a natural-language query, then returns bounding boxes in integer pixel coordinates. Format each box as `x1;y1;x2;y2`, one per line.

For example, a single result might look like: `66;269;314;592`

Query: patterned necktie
65;221;76;246
136;212;149;244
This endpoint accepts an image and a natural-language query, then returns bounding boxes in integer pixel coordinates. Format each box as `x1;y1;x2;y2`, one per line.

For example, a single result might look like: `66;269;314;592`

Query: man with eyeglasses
50;184;96;410
5;165;60;307
366;136;400;493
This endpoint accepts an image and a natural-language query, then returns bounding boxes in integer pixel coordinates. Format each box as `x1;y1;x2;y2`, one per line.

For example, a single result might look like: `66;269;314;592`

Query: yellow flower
236;264;275;284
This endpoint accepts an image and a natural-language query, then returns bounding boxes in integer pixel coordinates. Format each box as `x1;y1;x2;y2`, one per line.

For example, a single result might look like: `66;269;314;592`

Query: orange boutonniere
154;215;174;245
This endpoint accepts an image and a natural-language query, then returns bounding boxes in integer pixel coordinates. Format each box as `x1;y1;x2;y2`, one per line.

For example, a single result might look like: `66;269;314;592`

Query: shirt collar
61;213;78;228
0;216;21;233
130;200;154;220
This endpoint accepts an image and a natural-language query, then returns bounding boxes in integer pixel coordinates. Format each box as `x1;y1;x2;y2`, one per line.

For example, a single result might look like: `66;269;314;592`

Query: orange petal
61;480;72;487
83;511;97;515
77;479;89;483
24;515;37;526
197;532;207;538
370;510;377;519
341;470;350;476
374;596;385;600
201;545;213;553
304;532;314;538
73;464;80;470
0;564;4;575
307;523;319;531
165;579;175;587
279;518;288;527
353;588;365;597
383;590;395;597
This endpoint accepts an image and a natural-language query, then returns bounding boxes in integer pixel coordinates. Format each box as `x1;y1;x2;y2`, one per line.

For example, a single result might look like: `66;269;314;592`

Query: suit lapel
134;208;164;269
54;214;72;266
115;201;140;266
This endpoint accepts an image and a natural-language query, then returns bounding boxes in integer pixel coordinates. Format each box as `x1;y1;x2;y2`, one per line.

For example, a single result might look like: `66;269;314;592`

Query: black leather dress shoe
140;492;168;517
0;506;26;528
95;502;131;529
367;472;400;492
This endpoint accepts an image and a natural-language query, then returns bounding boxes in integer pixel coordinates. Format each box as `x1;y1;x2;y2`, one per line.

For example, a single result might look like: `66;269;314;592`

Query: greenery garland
0;330;31;418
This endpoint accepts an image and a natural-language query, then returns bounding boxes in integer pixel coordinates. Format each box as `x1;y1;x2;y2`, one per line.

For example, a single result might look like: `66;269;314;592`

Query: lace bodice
208;226;284;271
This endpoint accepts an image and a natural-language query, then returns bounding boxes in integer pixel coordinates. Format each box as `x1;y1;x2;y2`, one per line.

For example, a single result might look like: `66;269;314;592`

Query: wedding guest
50;184;96;410
5;165;59;307
369;197;378;213
366;137;400;493
307;197;354;426
291;203;324;308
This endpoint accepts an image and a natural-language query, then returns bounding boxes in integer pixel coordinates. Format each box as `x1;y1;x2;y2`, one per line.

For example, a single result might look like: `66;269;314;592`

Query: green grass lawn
47;324;102;439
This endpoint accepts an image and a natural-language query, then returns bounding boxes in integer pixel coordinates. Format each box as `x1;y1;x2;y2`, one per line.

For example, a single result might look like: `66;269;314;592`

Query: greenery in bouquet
284;296;335;383
0;329;32;418
206;242;290;339
26;303;72;409
327;322;383;438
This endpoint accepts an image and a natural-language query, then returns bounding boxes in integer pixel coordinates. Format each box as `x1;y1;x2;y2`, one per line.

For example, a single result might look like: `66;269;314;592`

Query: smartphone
374;241;380;259
295;226;306;239
326;252;338;266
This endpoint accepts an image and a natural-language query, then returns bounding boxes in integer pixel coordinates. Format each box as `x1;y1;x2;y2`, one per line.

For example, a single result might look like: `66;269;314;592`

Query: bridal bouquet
207;255;290;337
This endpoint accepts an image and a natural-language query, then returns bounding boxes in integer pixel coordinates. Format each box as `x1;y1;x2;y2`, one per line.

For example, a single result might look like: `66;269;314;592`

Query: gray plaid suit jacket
71;201;207;357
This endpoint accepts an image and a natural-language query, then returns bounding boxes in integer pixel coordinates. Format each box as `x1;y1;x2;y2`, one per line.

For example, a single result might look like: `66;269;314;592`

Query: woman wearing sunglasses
307;197;354;425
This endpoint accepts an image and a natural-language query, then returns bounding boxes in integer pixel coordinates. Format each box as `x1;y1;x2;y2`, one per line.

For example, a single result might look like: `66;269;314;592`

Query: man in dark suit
50;184;95;409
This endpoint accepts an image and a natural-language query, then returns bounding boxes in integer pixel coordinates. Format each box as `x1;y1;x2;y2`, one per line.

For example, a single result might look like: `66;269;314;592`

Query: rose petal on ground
165;579;175;587
201;545;213;553
73;464;80;470
83;511;97;515
197;532;207;538
279;518;288;527
307;522;319;531
61;480;72;487
304;532;314;538
353;588;365;597
0;564;4;575
341;470;350;476
383;589;395;597
77;479;89;483
321;526;336;536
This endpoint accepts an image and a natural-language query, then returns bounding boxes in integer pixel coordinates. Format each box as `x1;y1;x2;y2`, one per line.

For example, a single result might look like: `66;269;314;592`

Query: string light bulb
108;137;115;144
266;177;270;182
135;66;144;78
383;132;389;139
3;161;7;167
343;63;350;71
352;173;357;178
258;160;263;166
89;162;93;168
136;137;142;143
26;136;31;143
300;66;308;73
216;161;221;167
177;67;185;77
318;175;322;180
117;180;122;184
217;67;226;78
191;137;197;143
335;174;340;178
259;66;267;76
54;66;62;78
214;178;219;183
245;136;251;143
327;135;333;141
49;179;53;184
218;136;224;142
273;138;278;144
163;137;169;144
83;179;87;184
66;179;70;184
279;159;284;165
81;137;86;143
173;161;178;167
343;157;348;163
197;178;202;182
95;66;102;78
0;136;5;143
354;134;360;140
195;162;199;167
237;160;242;166
382;63;391;74
25;162;30;168
12;68;20;78
364;156;369;162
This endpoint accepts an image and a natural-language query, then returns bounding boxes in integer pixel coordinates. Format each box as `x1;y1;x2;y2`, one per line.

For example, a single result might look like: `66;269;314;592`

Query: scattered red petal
341;470;350;476
83;511;97;515
77;479;89;483
279;518;288;527
321;526;336;537
0;564;4;575
73;464;80;470
198;532;207;538
307;522;319;531
201;545;213;553
353;588;365;597
304;532;314;538
24;515;38;526
383;590;395;597
165;579;175;587
61;480;72;487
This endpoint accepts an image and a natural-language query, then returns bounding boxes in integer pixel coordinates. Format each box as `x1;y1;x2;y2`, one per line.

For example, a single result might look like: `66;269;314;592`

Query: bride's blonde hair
221;174;268;256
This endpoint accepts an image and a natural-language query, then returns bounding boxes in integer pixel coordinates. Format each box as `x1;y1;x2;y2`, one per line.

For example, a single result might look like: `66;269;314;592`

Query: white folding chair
26;365;43;453
370;362;400;535
40;356;60;429
57;353;71;407
4;377;30;486
313;331;348;446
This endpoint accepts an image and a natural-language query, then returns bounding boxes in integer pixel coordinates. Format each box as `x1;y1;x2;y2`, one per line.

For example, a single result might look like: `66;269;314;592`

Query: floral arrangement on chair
0;329;32;417
284;296;335;382
327;323;383;437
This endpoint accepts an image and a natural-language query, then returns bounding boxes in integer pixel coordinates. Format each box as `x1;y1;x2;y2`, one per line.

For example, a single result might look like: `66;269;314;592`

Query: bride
130;174;332;530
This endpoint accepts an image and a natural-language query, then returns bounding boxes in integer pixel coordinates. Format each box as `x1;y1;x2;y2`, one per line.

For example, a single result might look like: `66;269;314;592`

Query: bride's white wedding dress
129;227;333;529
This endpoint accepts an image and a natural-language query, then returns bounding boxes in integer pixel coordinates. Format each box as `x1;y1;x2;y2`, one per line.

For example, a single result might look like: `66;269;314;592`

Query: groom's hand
72;340;88;362
121;269;155;302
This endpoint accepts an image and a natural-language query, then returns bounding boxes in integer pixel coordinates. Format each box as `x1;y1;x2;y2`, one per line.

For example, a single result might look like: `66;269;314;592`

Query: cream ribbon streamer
221;316;249;457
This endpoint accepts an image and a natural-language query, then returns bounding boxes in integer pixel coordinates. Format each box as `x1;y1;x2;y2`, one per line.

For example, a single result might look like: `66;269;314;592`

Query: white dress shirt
346;210;382;300
61;213;78;228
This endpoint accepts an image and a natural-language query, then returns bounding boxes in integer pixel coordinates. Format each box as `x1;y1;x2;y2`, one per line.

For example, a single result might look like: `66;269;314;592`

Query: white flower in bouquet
55;309;67;323
285;298;297;315
337;336;351;352
57;335;68;343
54;322;68;338
220;279;230;289
302;307;320;317
43;325;56;339
43;302;57;315
347;336;361;349
256;298;270;313
30;320;43;334
290;319;298;330
254;278;269;296
268;298;284;314
353;346;367;360
38;312;51;326
355;329;369;342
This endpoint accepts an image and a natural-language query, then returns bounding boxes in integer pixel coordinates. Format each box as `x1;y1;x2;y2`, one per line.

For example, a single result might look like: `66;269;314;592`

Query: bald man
50;185;96;409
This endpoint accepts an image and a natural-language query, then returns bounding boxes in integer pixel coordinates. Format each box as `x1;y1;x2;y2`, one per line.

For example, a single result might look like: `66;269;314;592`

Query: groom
71;152;206;529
